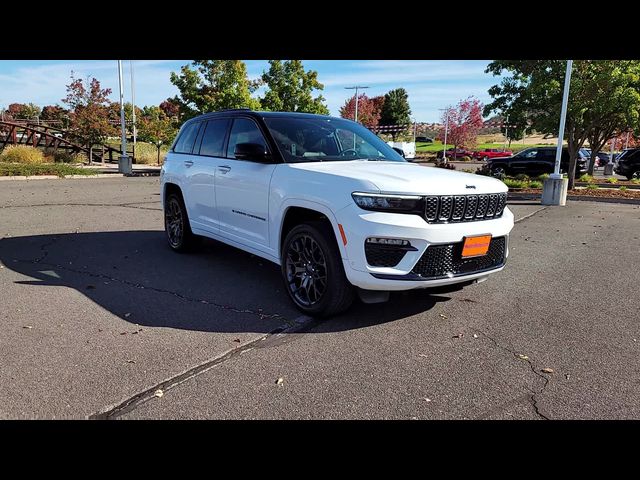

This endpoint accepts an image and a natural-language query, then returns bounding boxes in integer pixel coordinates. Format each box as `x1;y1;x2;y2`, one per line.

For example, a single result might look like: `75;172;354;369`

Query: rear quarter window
173;122;202;154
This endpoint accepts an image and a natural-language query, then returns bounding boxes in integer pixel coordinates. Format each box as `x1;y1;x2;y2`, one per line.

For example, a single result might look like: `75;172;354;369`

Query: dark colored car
614;148;640;180
415;136;433;143
486;146;589;178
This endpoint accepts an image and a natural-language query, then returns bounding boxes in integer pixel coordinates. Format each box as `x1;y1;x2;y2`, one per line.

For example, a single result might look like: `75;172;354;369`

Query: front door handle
184;160;194;167
218;165;231;174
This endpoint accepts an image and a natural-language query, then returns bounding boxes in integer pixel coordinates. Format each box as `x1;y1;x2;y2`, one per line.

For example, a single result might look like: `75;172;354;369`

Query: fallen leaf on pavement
276;377;284;386
473;334;479;338
517;354;529;360
565;374;571;380
541;368;554;374
22;325;33;329
423;398;432;403
439;314;448;319
126;360;136;364
233;338;241;343
418;354;429;358
120;332;127;335
452;333;464;338
154;389;164;398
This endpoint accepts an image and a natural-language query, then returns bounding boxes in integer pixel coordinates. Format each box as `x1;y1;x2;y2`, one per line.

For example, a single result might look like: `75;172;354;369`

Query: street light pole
117;60;131;174
130;60;137;162
542;59;573;206
345;85;369;123
438;108;450;162
503;114;509;151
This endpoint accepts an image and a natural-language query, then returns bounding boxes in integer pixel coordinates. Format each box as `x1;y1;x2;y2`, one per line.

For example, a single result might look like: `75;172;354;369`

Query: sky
0;60;499;123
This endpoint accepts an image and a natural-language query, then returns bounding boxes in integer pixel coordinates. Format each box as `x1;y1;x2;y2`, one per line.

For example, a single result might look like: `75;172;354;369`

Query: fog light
365;237;410;246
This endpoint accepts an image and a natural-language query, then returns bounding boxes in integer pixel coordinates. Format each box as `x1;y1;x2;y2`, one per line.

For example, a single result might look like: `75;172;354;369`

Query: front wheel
281;221;355;317
491;166;506;178
629;170;640;181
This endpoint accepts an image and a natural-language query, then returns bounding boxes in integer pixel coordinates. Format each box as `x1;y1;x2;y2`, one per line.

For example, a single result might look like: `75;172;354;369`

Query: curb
508;192;640;205
0;172;160;181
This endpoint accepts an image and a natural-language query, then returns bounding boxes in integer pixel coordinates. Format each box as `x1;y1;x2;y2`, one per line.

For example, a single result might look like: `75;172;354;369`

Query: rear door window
199;118;230;157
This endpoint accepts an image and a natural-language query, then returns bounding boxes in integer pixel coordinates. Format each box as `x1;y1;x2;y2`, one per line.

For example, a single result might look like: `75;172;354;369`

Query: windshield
263;116;406;163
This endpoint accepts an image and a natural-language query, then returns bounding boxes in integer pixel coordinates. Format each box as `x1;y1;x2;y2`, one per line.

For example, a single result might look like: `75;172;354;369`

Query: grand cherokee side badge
466;185;476;189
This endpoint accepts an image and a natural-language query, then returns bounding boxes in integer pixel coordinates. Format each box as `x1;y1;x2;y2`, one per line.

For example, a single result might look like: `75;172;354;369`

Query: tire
630;171;640;180
491;165;507;178
483;156;489;162
164;191;201;253
281;221;355;317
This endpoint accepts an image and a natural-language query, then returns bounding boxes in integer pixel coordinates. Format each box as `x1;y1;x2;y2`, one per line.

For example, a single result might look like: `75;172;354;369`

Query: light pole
130;60;137;162
503;114;509;151
345;85;369;123
542;59;573;206
117;60;131;174
438;108;450;162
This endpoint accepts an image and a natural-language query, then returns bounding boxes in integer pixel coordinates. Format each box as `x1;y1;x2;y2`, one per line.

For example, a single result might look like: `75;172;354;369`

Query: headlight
352;192;422;213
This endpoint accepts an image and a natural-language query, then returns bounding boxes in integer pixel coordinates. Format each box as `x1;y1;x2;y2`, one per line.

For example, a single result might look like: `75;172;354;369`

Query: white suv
161;110;514;316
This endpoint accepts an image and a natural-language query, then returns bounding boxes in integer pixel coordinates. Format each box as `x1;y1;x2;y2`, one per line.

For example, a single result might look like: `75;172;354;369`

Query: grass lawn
416;141;559;154
0;163;98;177
104;141;168;165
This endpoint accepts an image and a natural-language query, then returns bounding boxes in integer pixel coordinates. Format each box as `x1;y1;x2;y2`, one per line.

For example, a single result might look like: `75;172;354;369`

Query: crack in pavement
19;237;288;322
88;314;315;419
1;201;161;211
514;206;548;224
472;328;551;420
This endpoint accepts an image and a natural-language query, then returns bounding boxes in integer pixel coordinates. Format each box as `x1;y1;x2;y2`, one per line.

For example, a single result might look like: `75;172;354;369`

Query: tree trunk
88;145;93;166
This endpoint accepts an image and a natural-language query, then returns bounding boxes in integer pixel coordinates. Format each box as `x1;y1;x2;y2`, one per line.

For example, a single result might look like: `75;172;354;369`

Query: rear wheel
281;221;355;317
630;170;640;180
483;156;489;162
164;192;201;252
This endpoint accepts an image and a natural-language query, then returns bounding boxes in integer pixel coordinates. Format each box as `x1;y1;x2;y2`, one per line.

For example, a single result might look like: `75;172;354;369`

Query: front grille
365;244;408;267
423;193;507;224
411;237;506;279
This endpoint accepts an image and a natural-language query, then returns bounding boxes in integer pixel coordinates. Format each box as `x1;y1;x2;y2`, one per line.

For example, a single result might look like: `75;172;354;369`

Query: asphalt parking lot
1;177;639;419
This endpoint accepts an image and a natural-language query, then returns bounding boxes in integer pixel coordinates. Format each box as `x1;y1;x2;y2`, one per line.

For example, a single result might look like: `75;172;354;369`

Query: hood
288;161;507;195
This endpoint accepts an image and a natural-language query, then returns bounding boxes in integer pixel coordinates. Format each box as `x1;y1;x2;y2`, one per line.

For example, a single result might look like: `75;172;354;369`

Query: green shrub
459;156;472;162
631;178;640;185
529;181;543;189
514;173;530;181
579;174;595;183
605;177;618;184
0;163;98;177
45;151;87;164
0;145;45;164
537;173;550;181
586;184;599;190
503;178;527;189
133;143;168;165
461;168;475;173
619;186;628;192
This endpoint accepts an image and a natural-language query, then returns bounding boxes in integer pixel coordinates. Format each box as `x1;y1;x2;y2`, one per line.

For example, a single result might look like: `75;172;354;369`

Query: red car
472;148;513;161
436;147;474;159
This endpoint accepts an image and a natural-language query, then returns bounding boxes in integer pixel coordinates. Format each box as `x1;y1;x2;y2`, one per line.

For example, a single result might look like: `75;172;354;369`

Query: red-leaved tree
339;94;384;128
63;74;117;164
438;96;484;159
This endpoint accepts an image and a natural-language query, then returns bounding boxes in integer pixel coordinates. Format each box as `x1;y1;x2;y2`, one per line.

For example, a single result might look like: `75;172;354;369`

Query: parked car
415;136;433;143
472;148;513;161
614;148;640;180
161;110;514;316
436;147;474;160
486;146;589;178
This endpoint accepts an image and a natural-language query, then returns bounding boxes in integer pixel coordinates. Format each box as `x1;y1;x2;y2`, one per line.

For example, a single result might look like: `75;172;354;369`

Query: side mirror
234;143;271;162
392;147;405;158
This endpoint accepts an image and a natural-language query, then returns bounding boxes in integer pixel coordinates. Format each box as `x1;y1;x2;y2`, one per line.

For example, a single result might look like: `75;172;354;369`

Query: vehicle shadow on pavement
0;231;447;333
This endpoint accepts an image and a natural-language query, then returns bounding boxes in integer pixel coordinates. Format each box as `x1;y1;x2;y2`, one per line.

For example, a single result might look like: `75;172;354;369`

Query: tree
159;98;181;122
4;103;41;120
41;105;69;127
138;106;177;165
62;74;117;164
438;97;484;158
339;94;383;127
379;88;411;140
260;60;329;114
170;60;260;119
485;60;640;188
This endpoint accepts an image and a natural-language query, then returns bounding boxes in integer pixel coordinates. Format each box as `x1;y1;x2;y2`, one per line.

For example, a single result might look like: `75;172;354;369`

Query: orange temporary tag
462;235;492;258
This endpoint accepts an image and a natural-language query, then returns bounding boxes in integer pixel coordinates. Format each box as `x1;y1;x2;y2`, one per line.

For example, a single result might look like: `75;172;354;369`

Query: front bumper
334;203;514;291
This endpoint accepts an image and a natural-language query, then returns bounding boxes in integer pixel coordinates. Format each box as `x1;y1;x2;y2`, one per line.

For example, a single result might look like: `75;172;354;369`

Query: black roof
184;110;338;124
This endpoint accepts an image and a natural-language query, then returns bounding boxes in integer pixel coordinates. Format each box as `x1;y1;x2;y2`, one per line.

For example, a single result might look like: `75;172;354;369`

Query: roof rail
217;108;252;112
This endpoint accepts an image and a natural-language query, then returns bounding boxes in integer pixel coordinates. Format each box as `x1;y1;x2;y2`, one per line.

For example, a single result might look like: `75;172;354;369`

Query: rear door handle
218;165;231;174
184;160;194;167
